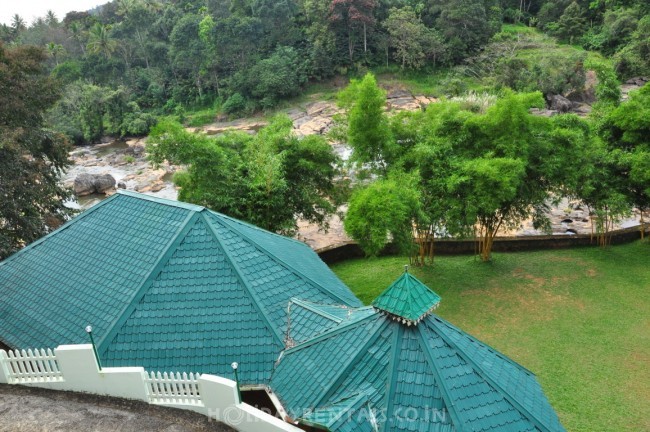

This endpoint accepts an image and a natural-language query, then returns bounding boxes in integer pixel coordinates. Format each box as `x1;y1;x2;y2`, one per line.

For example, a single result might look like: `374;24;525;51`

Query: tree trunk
363;23;367;54
213;71;221;97
136;28;150;69
348;28;354;63
640;209;645;240
196;75;203;98
477;218;502;262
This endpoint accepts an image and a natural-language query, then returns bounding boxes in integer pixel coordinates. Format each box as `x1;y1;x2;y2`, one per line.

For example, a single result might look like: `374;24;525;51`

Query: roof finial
404;265;409;273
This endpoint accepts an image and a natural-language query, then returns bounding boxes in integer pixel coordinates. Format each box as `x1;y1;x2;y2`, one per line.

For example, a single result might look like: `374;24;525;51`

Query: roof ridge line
213;210;307;247
213;214;354;306
116;190;205;212
431;315;534;376
280;312;380;356
289;298;345;323
96;211;202;354
405;274;416;322
204;213;285;346
416;324;466;431
311;319;390;410
427;318;553;432
0;193;120;269
382;324;402;432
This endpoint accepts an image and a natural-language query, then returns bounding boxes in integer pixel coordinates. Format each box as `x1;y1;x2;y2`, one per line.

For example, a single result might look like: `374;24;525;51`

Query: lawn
330;241;650;432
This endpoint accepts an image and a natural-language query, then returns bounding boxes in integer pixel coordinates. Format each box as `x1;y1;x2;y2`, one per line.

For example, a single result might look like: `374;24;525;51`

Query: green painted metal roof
0;190;361;384
371;269;441;324
301;392;377;432
270;304;565;432
286;298;376;346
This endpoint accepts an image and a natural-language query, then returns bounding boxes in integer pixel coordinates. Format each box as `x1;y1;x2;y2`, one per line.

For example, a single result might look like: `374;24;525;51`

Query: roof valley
216;215;354;306
97;211;202;353
203;212;285;346
309;319;390;411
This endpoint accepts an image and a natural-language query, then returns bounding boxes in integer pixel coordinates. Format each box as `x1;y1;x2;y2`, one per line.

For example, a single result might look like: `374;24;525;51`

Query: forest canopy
1;0;648;145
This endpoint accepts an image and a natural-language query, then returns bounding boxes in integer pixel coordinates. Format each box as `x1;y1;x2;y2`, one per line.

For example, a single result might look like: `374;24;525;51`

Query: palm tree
46;42;65;65
11;14;26;35
142;0;163;13
68;22;87;56
86;23;117;59
45;10;58;27
116;0;152;69
116;0;138;16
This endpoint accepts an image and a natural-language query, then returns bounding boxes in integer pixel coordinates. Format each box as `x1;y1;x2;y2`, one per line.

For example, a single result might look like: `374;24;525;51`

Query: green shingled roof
286;298;375;346
0;190;361;384
270;277;565;432
372;268;441;324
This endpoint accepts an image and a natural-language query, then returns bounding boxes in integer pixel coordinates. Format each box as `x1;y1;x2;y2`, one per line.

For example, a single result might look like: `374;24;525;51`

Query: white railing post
0;350;10;384
199;374;239;421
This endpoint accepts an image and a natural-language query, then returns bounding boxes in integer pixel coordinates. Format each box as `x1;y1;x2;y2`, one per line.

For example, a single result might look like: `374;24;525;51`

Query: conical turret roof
372;266;441;325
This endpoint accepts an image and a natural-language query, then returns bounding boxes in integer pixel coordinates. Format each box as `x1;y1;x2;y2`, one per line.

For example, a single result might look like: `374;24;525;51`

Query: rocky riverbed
65;82;647;250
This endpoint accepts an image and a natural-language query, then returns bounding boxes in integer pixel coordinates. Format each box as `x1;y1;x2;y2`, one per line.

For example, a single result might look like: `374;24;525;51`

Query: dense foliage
0;0;646;144
0;43;73;259
147;115;339;234
340;73;647;261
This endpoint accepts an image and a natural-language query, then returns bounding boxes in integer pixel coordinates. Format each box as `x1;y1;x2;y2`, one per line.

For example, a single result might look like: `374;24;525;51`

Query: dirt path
0;384;234;432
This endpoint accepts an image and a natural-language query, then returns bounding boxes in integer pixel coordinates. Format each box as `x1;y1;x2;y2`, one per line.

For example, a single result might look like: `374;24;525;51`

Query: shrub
222;93;247;114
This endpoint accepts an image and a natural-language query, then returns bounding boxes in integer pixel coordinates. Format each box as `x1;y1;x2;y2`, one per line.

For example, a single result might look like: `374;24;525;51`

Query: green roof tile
271;303;565;432
372;269;441;325
0;191;361;385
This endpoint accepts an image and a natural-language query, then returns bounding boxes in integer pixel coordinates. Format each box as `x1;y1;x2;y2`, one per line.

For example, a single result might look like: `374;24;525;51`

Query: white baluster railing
3;348;63;384
145;370;202;405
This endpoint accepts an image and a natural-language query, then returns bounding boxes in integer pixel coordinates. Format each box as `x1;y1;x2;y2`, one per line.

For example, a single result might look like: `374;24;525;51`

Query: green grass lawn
331;241;650;432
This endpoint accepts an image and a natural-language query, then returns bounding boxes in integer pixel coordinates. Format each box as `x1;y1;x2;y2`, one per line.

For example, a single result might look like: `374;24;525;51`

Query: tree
344;173;424;257
430;0;499;64
329;0;377;62
337;73;394;171
147;116;339;234
68;22;87;56
46;42;65;65
384;6;442;69
417;93;596;260
45;10;59;27
0;43;73;259
86;23;117;59
302;0;339;77
11;14;26;36
400;92;592;261
234;46;308;109
600;84;650;239
116;0;156;69
169;14;210;101
613;15;650;77
555;1;587;43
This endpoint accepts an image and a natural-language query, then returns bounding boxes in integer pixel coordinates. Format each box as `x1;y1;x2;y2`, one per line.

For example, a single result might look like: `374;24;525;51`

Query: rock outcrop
547;94;573;113
74;173;116;196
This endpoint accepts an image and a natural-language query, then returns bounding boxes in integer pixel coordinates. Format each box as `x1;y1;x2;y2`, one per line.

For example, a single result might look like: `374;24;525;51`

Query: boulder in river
74;173;116;196
547;94;572;113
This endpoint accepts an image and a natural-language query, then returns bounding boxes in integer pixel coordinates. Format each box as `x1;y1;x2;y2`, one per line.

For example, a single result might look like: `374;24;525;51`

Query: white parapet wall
0;345;300;432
